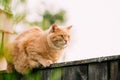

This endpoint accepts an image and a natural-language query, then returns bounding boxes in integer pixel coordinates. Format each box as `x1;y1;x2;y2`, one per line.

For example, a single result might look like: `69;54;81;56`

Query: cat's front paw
42;60;53;67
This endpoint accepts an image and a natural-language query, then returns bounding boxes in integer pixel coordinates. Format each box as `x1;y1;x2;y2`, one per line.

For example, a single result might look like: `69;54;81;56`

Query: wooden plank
35;65;87;80
61;65;88;80
41;55;120;69
88;62;108;80
0;54;120;80
110;61;120;80
26;68;61;80
41;69;51;80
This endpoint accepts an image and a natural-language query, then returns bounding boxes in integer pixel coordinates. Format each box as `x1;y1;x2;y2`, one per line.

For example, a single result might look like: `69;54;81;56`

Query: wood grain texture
0;55;120;80
110;61;120;80
61;65;88;80
88;62;108;80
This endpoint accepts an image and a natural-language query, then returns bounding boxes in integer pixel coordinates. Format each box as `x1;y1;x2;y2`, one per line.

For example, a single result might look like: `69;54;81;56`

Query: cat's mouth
53;40;68;48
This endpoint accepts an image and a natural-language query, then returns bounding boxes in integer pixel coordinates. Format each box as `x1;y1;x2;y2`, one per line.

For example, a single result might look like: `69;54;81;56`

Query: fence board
0;55;120;80
61;65;88;80
88;62;108;80
110;61;120;80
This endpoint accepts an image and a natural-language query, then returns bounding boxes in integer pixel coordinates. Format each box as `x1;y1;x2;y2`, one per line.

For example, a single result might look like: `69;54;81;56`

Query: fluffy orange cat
12;24;72;74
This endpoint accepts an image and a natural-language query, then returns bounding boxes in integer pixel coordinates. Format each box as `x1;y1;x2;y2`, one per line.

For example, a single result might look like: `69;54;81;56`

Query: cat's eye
58;35;64;37
68;35;70;38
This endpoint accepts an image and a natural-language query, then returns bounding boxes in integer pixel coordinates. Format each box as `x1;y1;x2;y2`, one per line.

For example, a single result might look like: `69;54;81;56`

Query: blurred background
0;0;120;70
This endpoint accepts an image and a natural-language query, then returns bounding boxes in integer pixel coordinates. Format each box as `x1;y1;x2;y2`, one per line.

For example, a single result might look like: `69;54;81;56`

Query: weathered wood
110;61;120;80
45;55;120;69
88;62;108;80
0;55;120;80
61;65;88;80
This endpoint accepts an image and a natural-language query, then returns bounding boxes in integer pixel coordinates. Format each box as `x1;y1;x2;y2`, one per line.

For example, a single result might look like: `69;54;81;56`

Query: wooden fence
0;55;120;80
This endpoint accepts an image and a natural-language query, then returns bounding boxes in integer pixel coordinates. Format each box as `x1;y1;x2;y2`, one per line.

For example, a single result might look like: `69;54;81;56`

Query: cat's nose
64;40;68;44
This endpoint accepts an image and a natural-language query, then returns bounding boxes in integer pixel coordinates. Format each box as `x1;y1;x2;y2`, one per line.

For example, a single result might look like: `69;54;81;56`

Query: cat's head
47;24;72;49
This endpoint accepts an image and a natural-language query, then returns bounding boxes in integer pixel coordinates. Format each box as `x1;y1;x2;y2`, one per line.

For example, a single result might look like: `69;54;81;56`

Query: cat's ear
50;24;59;33
66;25;72;30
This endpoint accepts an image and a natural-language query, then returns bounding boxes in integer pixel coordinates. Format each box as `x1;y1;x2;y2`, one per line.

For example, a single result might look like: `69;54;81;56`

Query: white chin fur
63;44;67;48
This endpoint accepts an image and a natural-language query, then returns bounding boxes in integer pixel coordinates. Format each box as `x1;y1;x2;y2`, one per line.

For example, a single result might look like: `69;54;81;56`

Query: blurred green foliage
23;9;66;30
42;10;66;30
50;68;61;80
11;0;66;30
0;0;12;13
0;32;4;56
0;68;62;80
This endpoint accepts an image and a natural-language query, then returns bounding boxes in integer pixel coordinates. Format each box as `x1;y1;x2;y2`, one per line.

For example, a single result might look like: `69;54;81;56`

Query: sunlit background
0;0;120;65
41;0;120;62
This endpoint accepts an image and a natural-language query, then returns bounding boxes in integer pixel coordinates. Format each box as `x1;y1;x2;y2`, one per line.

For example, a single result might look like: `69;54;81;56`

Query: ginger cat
12;24;72;74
